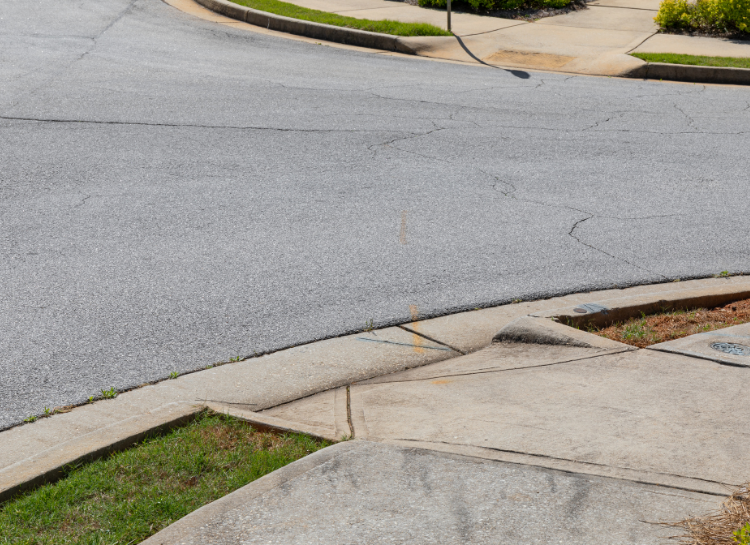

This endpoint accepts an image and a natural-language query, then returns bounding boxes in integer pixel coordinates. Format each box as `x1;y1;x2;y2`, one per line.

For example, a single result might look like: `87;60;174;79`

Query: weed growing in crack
100;387;118;400
169;371;179;379
364;319;375;332
24;415;38;423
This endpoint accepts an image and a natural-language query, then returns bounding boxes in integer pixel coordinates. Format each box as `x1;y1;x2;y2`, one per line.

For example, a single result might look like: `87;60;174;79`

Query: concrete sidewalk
269;0;750;74
142;442;716;544
5;279;750;542
144;309;750;543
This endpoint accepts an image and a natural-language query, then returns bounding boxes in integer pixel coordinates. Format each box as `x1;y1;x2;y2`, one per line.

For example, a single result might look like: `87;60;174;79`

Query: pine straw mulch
665;484;750;544
595;298;750;349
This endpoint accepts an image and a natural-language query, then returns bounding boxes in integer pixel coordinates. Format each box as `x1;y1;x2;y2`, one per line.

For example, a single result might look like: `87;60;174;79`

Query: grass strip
593;297;750;348
0;411;331;545
230;0;453;36
632;52;750;69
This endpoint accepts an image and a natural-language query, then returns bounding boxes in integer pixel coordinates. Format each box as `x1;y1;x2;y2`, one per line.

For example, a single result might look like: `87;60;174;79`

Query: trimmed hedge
655;0;749;34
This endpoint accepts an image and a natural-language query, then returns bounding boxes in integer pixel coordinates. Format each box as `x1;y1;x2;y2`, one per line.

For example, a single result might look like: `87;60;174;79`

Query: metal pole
447;0;451;32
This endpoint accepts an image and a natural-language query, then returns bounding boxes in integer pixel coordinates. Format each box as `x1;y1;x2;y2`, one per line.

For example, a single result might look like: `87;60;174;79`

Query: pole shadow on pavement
453;34;531;79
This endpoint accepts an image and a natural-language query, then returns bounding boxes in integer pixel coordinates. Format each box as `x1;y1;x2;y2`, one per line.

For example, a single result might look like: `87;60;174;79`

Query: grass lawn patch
0;411;331;545
632;52;750;69
592;297;750;348
230;0;452;36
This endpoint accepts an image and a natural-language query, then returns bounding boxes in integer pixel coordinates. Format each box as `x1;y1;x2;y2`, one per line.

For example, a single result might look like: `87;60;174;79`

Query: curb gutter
630;62;750;85
194;0;418;54
2;277;750;505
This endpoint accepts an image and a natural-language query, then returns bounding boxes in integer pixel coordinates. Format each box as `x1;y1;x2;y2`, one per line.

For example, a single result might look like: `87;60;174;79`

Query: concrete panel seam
389;439;731;496
398;324;467;354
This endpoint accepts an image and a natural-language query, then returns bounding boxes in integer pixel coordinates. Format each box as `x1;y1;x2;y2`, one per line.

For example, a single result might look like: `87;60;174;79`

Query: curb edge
194;0;420;54
627;61;750;85
3;278;750;506
0;402;202;504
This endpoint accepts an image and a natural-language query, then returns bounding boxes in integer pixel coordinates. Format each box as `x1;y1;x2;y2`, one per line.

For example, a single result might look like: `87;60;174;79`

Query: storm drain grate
710;342;750;356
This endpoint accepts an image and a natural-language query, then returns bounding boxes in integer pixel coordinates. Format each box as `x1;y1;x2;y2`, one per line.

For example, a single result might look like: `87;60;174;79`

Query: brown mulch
665;484;750;544
401;0;589;21
595;298;750;348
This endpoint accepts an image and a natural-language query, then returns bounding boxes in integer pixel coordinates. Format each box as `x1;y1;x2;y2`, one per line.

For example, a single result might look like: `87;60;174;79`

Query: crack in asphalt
365;120;675;280
3;107;745;138
367;126;448;156
76;0;137;63
632;84;706;100
73;194;92;208
476;167;669;278
360;88;747;135
673;103;697;129
0;115;406;133
1;0;138;118
584;117;612;131
568;215;667;279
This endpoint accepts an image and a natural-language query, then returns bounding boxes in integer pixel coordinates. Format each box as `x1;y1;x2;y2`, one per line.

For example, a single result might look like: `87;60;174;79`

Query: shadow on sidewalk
453;34;531;78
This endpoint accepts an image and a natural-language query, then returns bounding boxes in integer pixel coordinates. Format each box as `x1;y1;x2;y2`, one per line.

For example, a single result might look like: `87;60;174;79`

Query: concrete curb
540;283;750;328
194;0;420;54
0;402;200;504
493;315;633;349
2;277;749;506
189;0;749;85
629;62;750;85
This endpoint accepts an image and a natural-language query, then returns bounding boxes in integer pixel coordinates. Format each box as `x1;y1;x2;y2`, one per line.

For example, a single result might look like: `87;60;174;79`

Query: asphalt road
1;0;748;429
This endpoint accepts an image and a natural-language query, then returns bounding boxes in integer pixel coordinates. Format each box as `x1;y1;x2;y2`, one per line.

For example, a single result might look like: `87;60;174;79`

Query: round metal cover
710;342;750;356
573;303;609;315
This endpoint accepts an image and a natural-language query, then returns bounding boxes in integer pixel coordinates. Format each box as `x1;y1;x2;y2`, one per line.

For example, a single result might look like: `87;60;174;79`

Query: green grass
632;52;750;69
231;0;452;36
0;412;331;545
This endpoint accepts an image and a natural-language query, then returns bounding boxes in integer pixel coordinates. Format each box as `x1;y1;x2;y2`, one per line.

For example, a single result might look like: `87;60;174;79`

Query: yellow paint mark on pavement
409;304;424;354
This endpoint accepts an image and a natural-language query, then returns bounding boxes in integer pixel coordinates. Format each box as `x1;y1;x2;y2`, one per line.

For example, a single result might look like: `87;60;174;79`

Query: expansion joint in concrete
392;439;730;497
397;325;466;355
363;347;632;385
346;385;354;439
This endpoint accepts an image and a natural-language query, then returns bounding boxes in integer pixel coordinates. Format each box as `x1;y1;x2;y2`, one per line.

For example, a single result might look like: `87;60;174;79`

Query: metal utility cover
649;323;750;367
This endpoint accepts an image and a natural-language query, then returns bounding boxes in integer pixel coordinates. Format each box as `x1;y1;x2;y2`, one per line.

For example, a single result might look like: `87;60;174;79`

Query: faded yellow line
409;304;424;354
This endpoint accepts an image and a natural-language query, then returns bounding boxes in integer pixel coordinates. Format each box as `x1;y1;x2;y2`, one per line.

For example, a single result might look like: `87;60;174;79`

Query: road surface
1;0;748;428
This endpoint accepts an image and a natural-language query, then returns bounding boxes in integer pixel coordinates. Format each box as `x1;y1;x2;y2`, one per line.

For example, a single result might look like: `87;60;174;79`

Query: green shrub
418;0;569;11
655;0;749;33
736;523;750;545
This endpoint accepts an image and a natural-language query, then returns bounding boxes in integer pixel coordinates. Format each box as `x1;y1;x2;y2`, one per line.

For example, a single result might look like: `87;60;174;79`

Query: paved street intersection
1;0;749;429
